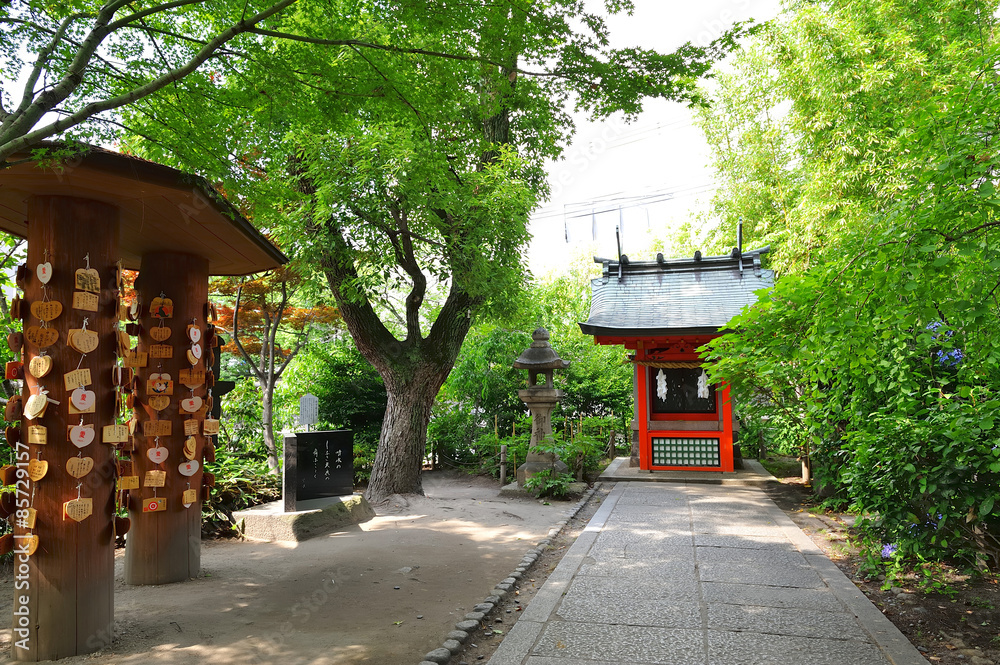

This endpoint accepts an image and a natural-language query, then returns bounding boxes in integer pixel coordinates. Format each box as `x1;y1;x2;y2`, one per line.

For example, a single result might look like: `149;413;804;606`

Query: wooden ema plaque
123;252;207;586
14;196;120;661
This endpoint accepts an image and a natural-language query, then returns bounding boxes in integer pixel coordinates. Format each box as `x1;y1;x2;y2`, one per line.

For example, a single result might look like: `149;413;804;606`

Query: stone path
488;482;928;665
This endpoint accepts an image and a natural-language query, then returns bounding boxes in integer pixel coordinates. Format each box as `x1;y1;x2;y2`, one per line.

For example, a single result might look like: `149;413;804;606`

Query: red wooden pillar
719;383;735;471
13;196;118;661
636;350;651;470
123;252;207;585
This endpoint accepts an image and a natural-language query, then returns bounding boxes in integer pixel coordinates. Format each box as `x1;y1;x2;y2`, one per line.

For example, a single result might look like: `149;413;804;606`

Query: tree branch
8;12;91;129
230;280;265;382
0;0;299;164
106;0;207;31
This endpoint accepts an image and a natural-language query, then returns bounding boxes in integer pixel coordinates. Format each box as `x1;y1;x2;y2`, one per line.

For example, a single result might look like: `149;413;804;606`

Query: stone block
234;494;374;542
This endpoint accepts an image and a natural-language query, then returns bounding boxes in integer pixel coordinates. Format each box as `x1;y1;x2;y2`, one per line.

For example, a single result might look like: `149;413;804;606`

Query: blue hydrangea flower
881;543;898;559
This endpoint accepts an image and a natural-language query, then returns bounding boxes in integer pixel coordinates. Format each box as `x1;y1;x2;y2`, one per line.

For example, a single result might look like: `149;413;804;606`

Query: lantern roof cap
513;327;570;370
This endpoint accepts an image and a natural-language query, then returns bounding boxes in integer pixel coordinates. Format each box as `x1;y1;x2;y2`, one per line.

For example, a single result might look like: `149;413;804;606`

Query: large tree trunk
364;366;445;501
320;250;475;503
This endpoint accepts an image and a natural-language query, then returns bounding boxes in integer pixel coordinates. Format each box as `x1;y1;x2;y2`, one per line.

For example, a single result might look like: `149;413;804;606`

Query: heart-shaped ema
30;300;62;322
148;372;172;395
5;396;22;421
149;325;171;342
71;387;96;411
68;329;99;354
187;325;202;343
178;459;200;477
186;349;200;366
183;435;197;460
74;267;100;293
10;296;21;319
180;396;203;413
28;354;53;378
24;325;58;349
7;332;23;353
36;262;52;284
66;456;94;478
63;497;93;522
179;368;204;388
114;515;131;536
147;395;170;411
149;296;174;319
27;458;48;481
182;487;198;508
147;446;169;464
24;393;48;420
25;535;39;556
69;424;95;448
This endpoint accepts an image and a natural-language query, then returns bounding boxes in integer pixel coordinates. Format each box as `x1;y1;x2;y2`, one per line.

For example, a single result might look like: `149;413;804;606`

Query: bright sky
527;0;783;276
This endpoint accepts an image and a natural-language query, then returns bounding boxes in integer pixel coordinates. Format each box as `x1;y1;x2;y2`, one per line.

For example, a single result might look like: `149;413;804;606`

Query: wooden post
499;444;507;485
13;196;119;661
123;252;208;585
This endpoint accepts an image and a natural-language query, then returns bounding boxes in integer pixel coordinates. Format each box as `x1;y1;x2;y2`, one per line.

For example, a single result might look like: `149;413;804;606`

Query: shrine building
579;246;773;472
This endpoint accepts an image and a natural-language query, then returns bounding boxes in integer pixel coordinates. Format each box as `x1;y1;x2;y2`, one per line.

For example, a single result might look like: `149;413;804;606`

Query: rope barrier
634;360;704;368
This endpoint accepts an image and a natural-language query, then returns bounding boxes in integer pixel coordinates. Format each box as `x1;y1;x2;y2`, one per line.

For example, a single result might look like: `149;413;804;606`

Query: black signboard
649;367;717;414
283;431;353;509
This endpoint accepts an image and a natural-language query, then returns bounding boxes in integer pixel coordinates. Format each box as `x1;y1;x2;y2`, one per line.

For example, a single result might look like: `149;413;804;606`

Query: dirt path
0;471;568;664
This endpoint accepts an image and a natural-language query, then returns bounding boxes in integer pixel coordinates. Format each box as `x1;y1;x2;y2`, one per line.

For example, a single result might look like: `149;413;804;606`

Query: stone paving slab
533;622;706;664
707;603;870;641
556;577;702;627
693;533;798;550
698;559;826;588
706;631;890;665
701;581;842;612
488;481;930;665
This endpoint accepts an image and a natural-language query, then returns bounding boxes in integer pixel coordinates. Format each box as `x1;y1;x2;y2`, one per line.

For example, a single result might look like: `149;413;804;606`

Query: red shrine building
579;247;773;472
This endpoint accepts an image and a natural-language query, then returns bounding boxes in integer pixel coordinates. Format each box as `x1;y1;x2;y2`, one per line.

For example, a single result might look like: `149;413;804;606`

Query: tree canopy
119;0;748;502
696;0;1000;569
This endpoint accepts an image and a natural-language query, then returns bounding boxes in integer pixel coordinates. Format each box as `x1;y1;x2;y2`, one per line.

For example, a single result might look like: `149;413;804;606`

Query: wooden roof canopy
0;143;288;275
579;247;775;338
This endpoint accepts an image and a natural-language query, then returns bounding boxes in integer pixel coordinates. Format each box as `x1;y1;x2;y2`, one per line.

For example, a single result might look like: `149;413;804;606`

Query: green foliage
280;337;387;485
700;0;1000;568
427;263;632;475
204;424;283;537
523;468;574;500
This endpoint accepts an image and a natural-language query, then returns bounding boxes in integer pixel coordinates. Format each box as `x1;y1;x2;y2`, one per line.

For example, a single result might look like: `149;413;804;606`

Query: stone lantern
513;328;570;486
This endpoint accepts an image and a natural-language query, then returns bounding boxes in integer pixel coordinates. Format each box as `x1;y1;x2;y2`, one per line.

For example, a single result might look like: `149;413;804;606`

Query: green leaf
981;497;995;517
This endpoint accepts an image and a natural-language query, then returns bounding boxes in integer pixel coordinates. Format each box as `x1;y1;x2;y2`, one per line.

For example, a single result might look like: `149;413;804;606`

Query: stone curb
417;485;598;665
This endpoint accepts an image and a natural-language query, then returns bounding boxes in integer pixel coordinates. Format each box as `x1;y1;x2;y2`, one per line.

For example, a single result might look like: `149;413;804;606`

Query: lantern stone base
515;453;569;488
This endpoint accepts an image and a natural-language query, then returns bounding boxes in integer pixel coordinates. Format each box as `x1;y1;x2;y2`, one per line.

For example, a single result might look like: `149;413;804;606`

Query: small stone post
513;328;570;486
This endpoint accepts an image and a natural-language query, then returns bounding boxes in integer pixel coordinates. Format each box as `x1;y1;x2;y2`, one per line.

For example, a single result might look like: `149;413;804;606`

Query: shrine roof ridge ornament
579;246;775;338
0;142;288;275
593;245;771;278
